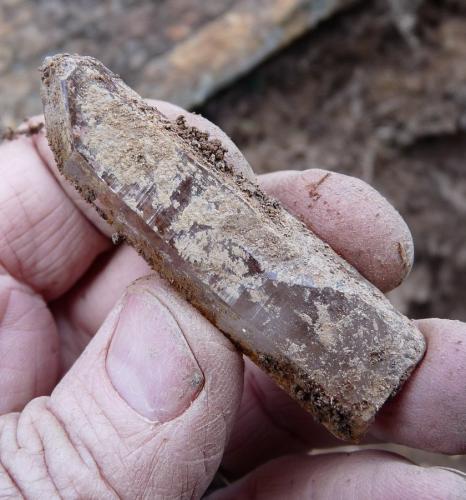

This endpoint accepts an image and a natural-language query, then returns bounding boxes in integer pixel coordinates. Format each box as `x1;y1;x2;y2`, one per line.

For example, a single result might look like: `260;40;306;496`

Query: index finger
260;169;414;292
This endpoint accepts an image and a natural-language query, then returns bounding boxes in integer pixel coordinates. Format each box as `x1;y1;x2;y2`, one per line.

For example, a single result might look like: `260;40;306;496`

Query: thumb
0;276;243;499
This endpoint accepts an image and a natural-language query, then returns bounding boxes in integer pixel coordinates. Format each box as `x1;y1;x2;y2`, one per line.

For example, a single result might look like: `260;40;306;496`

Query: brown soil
200;0;466;322
1;121;44;141
173;115;229;172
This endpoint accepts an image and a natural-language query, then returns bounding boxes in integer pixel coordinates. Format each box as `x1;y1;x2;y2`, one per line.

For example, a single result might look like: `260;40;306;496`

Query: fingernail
106;288;204;422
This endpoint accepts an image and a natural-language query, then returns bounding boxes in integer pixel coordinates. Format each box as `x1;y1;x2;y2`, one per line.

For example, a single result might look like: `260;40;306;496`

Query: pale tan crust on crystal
40;54;426;442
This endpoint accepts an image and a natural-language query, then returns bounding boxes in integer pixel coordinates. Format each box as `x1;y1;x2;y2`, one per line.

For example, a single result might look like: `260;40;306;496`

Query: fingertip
259;168;414;292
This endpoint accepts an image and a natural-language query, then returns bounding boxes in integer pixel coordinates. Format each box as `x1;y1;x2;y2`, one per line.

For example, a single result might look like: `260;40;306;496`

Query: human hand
0;102;464;499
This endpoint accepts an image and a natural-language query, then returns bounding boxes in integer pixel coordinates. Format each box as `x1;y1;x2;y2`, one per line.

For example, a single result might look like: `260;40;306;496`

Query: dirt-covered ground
200;0;466;322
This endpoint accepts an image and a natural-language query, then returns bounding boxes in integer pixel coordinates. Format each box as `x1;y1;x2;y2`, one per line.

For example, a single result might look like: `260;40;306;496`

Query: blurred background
1;0;465;472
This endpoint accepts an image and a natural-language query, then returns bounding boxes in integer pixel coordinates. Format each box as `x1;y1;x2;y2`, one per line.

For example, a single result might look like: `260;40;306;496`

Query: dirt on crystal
173;115;230;172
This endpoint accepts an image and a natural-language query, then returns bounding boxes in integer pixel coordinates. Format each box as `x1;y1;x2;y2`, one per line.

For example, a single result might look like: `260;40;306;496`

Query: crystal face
41;54;425;441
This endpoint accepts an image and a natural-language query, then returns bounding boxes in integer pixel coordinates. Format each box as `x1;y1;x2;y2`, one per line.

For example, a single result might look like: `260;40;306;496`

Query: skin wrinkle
199;373;217;485
181;464;190;500
193;378;222;481
39;431;65;500
0;176;33;285
0;230;28;286
0;280;14;328
29;202;77;278
202;359;235;464
30;221;99;296
191;399;227;435
0;414;26;499
194;353;234;465
3;288;44;330
40;400;119;498
0;461;26;499
5;354;48;396
190;478;201;500
31;191;68;234
43;398;97;467
120;427;159;459
145;439;168;494
118;425;156;454
139;436;167;478
68;378;124;444
170;420;224;473
55;388;118;470
13;198;67;286
1;413;53;499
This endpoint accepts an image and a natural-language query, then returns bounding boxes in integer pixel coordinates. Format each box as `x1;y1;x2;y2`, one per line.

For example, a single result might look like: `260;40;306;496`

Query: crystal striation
40;54;425;441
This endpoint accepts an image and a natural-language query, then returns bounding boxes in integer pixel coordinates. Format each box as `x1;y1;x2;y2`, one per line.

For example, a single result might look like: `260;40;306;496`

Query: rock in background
0;0;234;126
0;0;353;127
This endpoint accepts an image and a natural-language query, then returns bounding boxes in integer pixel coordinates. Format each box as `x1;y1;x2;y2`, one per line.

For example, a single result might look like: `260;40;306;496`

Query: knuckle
0;398;118;499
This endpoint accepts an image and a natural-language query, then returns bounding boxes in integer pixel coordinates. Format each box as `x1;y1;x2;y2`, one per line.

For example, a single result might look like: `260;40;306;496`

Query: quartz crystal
41;54;425;441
